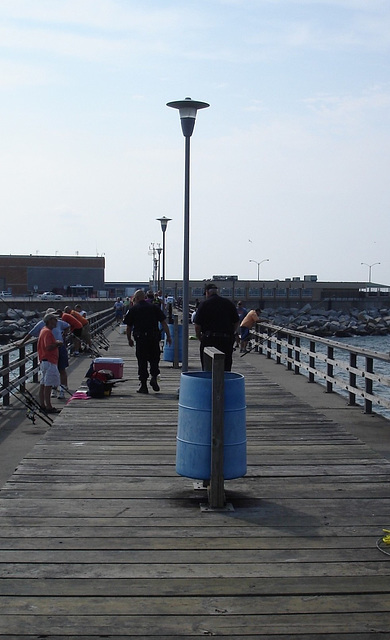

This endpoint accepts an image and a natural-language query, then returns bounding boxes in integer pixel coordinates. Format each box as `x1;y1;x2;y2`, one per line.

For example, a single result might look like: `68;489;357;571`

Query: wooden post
309;340;315;383
203;347;225;509
326;345;334;393
19;346;26;393
348;352;357;406
2;353;10;406
173;315;180;369
364;356;373;414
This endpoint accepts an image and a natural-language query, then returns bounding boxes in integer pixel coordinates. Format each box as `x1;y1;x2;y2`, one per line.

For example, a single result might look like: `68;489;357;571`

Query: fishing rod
79;338;101;358
96;330;110;347
240;300;330;358
92;331;110;350
10;351;74;400
15;381;54;420
2;381;53;426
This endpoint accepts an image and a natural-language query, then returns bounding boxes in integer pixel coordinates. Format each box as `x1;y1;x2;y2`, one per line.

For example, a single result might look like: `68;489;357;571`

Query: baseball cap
204;283;218;292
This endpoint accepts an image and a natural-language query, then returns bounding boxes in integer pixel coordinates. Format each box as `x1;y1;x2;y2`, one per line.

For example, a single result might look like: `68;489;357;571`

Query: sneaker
46;407;61;414
51;388;57;398
150;377;160;392
73;351;79;357
137;383;148;394
58;385;68;399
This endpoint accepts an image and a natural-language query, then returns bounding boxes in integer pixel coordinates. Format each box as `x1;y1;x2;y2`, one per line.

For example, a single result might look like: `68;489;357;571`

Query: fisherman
240;308;262;352
236;301;247;351
19;307;70;399
113;297;124;323
69;305;92;351
62;307;83;356
37;313;62;414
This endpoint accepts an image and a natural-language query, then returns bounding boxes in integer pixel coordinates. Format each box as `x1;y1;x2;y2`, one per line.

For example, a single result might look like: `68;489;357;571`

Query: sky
0;0;389;286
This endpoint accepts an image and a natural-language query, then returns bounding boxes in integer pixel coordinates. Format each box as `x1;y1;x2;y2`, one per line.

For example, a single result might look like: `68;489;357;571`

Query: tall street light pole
249;258;269;281
157;216;171;307
361;261;380;283
167;97;209;372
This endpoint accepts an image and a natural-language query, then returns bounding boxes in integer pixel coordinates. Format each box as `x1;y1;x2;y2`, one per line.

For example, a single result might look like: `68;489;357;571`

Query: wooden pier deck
1;327;390;638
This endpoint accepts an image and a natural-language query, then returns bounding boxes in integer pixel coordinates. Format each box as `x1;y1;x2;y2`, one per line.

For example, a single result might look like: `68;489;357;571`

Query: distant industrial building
159;277;390;310
0;255;105;296
1;255;389;309
107;275;390;310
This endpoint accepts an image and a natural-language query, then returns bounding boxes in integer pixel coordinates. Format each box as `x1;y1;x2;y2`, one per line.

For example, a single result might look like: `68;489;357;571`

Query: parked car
38;292;63;301
0;291;12;297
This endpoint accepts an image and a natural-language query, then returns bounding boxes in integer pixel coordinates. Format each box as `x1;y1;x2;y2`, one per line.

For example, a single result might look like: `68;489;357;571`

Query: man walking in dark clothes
124;289;172;394
194;283;239;371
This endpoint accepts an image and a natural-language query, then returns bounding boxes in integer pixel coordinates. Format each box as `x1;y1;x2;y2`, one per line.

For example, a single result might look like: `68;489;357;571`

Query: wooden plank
1;593;390;615
0;575;388;597
0;536;383;551
0;524;384;538
1;561;390;579
0;612;389;636
0;329;389;638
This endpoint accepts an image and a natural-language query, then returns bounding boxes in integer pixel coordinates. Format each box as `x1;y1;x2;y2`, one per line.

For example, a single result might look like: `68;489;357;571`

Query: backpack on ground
85;366;114;398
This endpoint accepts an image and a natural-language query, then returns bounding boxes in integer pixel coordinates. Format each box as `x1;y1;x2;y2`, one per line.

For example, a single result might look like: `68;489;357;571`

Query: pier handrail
0;307;115;406
251;322;390;416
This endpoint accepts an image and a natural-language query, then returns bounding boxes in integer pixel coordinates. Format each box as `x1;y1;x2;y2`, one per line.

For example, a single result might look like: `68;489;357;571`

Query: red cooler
93;357;124;379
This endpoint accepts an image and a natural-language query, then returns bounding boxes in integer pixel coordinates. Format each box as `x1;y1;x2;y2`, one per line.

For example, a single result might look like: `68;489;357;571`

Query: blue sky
0;0;389;286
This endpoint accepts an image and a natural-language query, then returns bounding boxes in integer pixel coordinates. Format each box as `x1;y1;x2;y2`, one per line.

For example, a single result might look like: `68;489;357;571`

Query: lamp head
167;97;210;137
157;216;172;232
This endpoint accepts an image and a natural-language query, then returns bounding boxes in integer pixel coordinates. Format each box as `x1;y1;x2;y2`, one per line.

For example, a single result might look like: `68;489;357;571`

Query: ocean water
293;334;390;420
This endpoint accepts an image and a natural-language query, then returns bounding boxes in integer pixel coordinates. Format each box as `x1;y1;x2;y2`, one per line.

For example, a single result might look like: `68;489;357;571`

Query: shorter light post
157;216;171;307
361;261;380;283
156;246;162;290
249;258;269;281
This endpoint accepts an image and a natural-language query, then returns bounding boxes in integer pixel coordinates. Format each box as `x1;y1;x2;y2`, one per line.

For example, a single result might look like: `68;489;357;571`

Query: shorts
81;325;91;342
57;344;69;371
40;361;60;388
240;327;250;340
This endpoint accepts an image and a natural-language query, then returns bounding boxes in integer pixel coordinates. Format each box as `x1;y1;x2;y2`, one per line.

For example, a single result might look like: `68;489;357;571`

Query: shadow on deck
0;326;389;638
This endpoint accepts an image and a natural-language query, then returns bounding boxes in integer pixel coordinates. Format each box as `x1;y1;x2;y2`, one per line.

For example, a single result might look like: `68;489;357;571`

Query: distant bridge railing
250;322;390;417
0;307;115;407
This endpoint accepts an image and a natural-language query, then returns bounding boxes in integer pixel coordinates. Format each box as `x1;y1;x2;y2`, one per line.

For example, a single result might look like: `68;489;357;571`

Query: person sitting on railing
236;301;248;351
240;308;262;353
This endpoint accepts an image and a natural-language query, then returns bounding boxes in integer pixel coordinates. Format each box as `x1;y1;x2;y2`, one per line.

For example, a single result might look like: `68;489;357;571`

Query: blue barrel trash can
163;324;183;362
176;371;246;480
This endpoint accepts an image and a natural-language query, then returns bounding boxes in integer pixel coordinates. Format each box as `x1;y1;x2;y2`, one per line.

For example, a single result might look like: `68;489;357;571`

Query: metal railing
251;322;390;416
1;307;115;407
